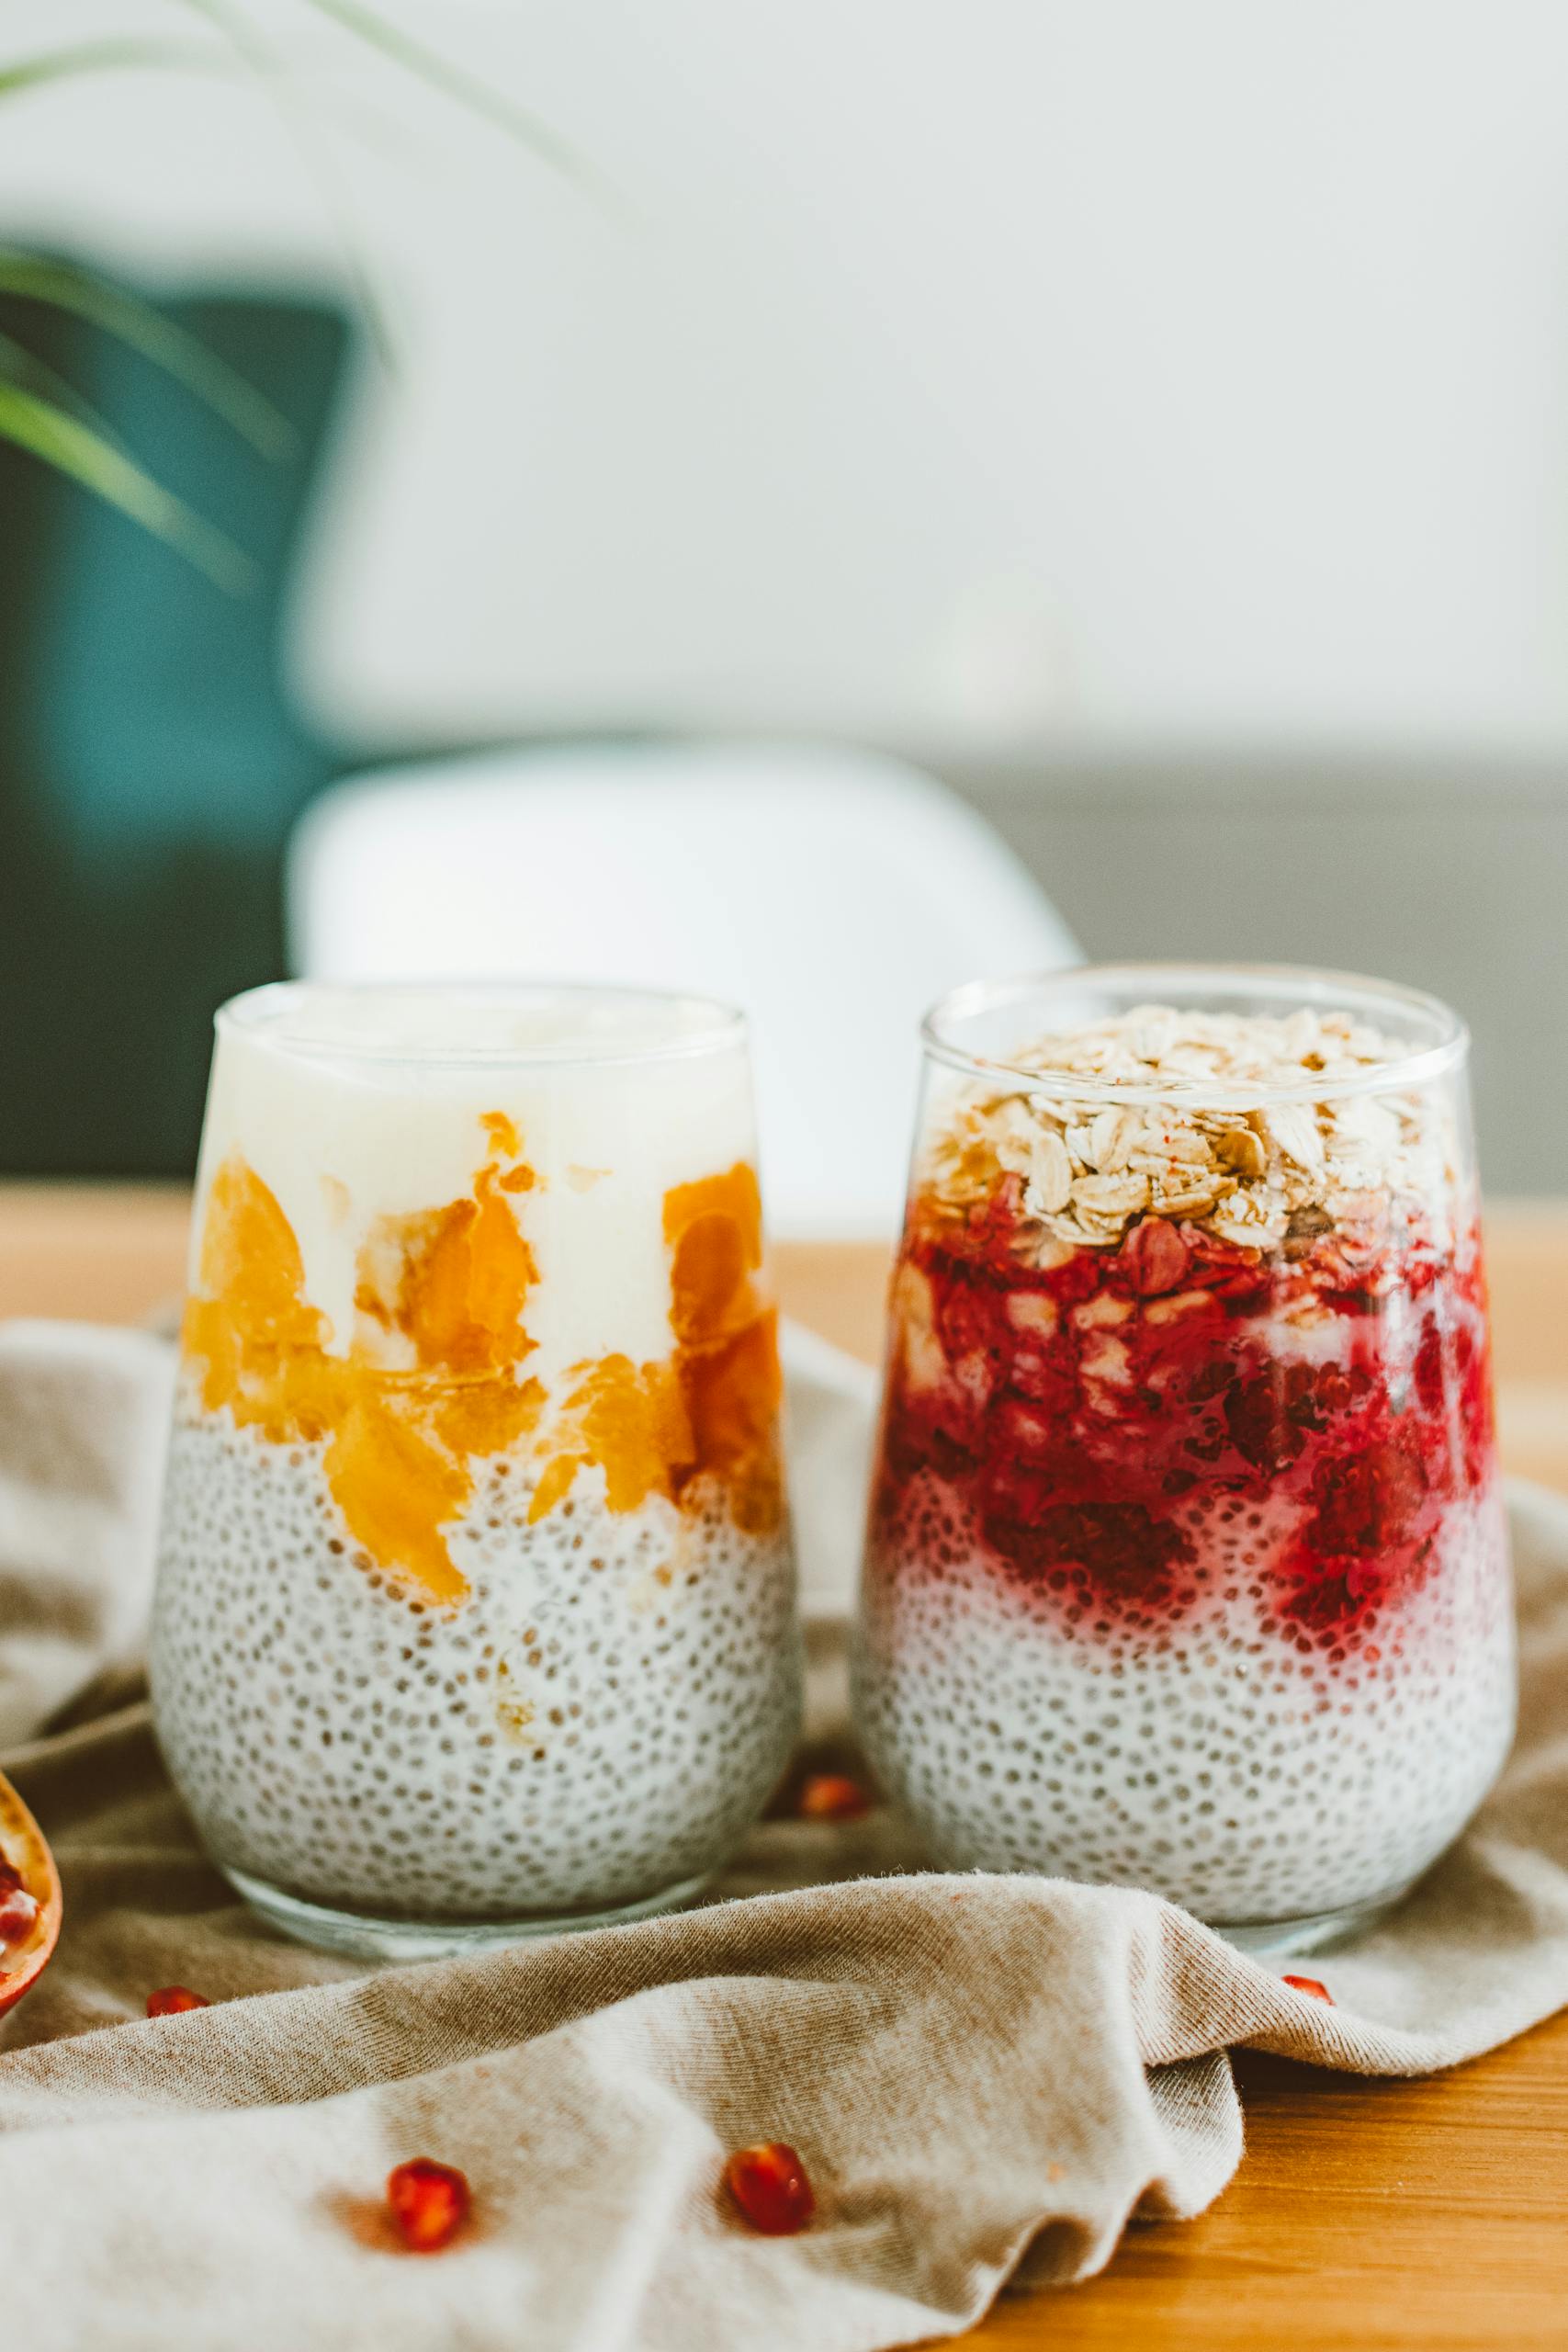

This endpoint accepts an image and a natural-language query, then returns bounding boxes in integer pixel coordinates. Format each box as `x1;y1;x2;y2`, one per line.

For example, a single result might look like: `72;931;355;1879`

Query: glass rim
920;961;1470;1105
215;978;750;1069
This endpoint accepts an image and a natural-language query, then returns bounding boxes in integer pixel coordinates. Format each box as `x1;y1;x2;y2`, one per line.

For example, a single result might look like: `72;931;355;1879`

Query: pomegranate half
0;1770;61;2018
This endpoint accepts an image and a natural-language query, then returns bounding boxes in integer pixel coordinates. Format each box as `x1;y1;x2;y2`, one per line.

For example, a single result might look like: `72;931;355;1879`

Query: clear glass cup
151;980;802;1957
853;965;1515;1953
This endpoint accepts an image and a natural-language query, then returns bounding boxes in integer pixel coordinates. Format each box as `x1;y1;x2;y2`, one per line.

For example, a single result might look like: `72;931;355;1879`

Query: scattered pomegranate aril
1281;1974;1333;2003
146;1985;210;2017
387;2156;471;2252
796;1773;872;1822
726;2141;816;2235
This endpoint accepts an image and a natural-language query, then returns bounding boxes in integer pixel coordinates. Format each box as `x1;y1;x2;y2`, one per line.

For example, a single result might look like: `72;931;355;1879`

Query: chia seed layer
855;1469;1513;1922
152;1410;801;1924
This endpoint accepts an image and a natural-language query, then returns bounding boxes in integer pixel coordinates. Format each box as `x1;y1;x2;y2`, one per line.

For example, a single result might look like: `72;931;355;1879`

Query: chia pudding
150;983;801;1953
853;972;1515;1948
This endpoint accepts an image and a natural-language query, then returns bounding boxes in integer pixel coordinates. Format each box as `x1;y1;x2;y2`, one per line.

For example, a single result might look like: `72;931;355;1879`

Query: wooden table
4;1185;1567;2348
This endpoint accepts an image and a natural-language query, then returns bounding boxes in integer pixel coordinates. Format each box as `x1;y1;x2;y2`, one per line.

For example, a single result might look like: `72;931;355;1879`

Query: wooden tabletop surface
4;1183;1567;2349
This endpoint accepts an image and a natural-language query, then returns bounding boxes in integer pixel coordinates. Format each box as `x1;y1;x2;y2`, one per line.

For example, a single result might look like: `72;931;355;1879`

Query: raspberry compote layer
855;1179;1515;1928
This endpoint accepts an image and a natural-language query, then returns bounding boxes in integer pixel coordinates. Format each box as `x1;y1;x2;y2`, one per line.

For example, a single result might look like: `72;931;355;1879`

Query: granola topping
924;1005;1454;1259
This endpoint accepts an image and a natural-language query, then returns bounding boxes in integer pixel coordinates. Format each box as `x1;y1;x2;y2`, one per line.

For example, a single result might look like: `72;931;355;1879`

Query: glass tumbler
853;965;1515;1952
151;981;802;1957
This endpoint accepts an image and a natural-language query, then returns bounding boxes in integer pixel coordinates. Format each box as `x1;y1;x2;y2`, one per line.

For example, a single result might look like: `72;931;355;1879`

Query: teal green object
0;270;355;1174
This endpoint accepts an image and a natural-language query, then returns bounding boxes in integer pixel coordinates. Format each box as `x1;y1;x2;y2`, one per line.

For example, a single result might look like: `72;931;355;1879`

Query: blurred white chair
287;740;1080;1238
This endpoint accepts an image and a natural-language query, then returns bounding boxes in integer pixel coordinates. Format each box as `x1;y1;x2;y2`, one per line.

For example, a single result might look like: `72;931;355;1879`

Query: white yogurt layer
194;982;759;1388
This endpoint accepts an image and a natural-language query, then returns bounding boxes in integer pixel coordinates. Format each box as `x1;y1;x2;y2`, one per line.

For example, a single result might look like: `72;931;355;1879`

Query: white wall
4;1;1568;760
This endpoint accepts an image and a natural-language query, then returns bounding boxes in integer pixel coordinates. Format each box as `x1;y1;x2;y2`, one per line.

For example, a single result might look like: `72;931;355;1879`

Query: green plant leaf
299;0;600;192
0;252;295;458
0;329;127;449
0;40;218;99
0;381;254;592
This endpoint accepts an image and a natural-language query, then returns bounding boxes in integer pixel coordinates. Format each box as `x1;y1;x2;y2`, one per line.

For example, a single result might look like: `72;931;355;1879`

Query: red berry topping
1121;1216;1190;1296
796;1773;872;1822
387;2157;471;2252
0;1885;39;1946
1310;1443;1427;1555
1281;1974;1333;2003
875;1166;1500;1651
726;2142;816;2235
146;1985;209;2017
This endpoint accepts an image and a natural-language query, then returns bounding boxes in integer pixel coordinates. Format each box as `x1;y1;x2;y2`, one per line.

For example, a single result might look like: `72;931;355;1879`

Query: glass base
1210;1882;1412;1960
223;1866;713;1962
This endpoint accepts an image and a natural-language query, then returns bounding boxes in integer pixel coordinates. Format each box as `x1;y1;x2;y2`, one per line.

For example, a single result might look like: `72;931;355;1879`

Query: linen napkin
1;1315;1566;2352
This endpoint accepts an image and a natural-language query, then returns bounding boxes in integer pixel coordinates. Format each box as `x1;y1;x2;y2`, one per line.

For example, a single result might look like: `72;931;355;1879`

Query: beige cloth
1;1317;1567;2352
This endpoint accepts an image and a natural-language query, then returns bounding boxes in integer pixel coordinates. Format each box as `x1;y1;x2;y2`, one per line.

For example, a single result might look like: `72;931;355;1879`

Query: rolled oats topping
923;1004;1456;1259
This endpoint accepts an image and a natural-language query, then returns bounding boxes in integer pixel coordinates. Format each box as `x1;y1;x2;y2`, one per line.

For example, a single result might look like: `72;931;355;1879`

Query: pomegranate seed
0;1886;39;1946
726;2142;816;2235
0;1859;24;1897
146;1985;209;2017
1281;1974;1333;2003
387;2157;471;2252
796;1773;872;1822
